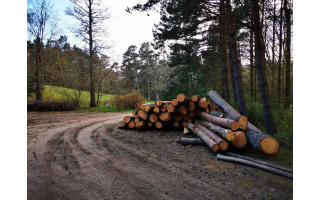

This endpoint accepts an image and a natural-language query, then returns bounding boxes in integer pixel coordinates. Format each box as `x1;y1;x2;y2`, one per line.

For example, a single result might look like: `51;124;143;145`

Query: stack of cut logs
118;91;279;156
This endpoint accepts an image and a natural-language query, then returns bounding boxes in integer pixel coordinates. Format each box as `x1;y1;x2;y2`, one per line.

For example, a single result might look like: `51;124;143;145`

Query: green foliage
28;85;114;107
110;93;146;109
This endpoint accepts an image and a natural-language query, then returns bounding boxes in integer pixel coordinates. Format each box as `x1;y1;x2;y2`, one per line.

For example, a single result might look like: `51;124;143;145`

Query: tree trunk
225;0;247;116
187;123;219;152
207;90;279;155
209;110;248;131
200;112;239;131
252;0;277;135
284;0;292;107
278;0;284;103
177;137;204;146
35;37;42;100
271;0;276;91
250;23;254;99
89;0;96;107
195;123;229;150
220;0;229;101
231;131;247;148
200;120;235;141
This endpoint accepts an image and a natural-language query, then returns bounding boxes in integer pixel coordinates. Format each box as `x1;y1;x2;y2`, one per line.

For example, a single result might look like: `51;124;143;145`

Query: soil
28;112;293;200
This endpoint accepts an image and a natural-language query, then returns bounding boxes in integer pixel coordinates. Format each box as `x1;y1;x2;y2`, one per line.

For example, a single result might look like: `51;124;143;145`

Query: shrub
27;101;77;112
110;93;146;109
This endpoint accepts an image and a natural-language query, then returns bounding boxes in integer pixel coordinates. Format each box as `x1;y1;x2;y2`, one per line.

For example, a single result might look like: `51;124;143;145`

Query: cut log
155;121;163;129
207;90;279;155
191;95;200;102
188;101;196;111
194;119;200;124
199;112;239;130
132;110;137;115
200;121;235;141
198;98;210;108
167;104;177;113
174;113;182;121
173;121;180;128
209;110;225;118
172;99;179;106
177;94;190;103
153;107;160;114
135;121;146;129
182;121;188;127
178;105;188;115
128;121;135;129
232;131;247;148
204;108;209;113
149;114;159;123
176;137;204;146
216;154;292;179
123;116;134;124
225;152;292;173
208;104;217;111
161;105;167;112
134;118;140;124
155;101;163;107
183;127;191;134
135;103;144;110
120;121;127;127
195;123;229;151
147;121;153;127
137;110;148;121
187;119;193;123
188;111;197;118
210;110;247;131
187;123;219;152
144;105;153;112
182;114;189;121
118;125;127;129
159;112;172;122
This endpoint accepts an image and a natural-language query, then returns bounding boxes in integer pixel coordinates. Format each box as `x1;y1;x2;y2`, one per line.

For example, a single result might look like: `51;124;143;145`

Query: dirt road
28;112;292;200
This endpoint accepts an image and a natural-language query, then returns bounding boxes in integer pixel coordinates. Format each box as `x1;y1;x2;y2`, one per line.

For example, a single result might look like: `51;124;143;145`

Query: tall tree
66;0;109;107
277;0;284;102
251;0;277;134
27;0;57;100
284;0;292;107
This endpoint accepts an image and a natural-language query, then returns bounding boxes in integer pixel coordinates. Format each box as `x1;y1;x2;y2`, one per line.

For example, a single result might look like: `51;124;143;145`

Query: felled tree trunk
195;123;229;151
199;112;239;130
231;131;247;148
177;94;190;103
176;137;204;146
200;121;235;141
207;90;279;155
187;123;219;152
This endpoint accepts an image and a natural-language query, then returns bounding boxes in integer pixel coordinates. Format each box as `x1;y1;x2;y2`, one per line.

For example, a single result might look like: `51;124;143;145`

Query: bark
228;46;238;104
217;154;292;179
135;121;146;129
278;0;284;102
284;0;292;107
225;0;247;115
200;120;235;141
226;152;292;173
200;112;239;131
187;123;219;152
250;25;254;98
220;0;229;101
271;0;276;90
209;110;248;131
89;0;96;107
195;123;229;151
252;0;277;134
207;90;279;155
35;37;42;100
176;137;204;146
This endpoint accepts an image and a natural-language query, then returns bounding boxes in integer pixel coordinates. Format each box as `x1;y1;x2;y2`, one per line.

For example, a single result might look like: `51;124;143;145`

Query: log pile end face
261;137;279;155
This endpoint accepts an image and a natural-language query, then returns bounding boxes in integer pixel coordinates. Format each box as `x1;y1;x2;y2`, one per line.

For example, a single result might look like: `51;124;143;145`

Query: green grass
28;85;114;107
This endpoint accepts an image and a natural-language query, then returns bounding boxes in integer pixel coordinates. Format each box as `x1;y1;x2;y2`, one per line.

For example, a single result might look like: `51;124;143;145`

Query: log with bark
176;137;204;146
207;90;279;155
217;154;292;179
200;121;235;141
199;112;239;130
231;131;247;148
198;98;210;108
195;123;229;151
187;123;219;152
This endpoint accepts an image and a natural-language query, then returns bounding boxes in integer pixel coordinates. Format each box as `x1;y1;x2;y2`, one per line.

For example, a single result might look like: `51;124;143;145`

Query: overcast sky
51;0;160;64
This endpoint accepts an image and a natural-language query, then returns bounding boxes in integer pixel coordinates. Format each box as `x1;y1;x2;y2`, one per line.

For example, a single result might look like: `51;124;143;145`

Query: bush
110;93;146;109
27;101;77;112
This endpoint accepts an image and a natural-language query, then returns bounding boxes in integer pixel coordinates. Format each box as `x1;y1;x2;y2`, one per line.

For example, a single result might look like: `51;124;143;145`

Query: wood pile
118;91;279;156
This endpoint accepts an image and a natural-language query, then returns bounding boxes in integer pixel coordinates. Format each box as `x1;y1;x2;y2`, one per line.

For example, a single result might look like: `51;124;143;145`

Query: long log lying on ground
207;90;279;155
217;154;292;179
225;152;292;173
199;112;239;130
200;121;235;141
187;123;219;152
209;110;248;131
195;123;229;150
176;137;204;146
231;131;247;148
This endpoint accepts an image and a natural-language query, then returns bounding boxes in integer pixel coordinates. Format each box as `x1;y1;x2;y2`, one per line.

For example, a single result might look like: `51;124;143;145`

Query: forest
27;0;292;143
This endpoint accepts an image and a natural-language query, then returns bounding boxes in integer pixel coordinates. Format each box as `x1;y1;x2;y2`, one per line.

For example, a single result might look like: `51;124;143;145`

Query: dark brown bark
88;0;96;107
225;0;247;116
217;154;292;179
250;24;254;99
252;0;277;134
35;37;42;100
220;0;229;101
284;0;292;107
176;137;204;146
278;0;284;102
187;123;219;152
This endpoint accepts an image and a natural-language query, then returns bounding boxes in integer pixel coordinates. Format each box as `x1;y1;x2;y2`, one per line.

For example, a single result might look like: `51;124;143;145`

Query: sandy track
28;112;292;200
